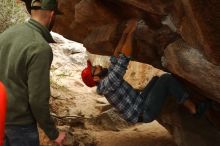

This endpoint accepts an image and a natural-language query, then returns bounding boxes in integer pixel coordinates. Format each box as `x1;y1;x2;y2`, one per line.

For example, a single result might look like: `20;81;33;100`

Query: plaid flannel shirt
96;54;144;123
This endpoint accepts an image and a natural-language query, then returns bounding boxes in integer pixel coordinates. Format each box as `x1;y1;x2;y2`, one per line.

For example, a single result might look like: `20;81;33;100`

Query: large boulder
21;0;220;64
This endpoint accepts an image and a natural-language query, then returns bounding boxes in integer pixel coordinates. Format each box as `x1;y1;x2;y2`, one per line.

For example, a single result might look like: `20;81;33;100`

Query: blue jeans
140;73;189;123
4;124;39;146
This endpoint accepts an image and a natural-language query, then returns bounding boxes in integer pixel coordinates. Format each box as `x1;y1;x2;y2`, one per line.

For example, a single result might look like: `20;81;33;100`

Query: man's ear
93;76;100;82
50;11;55;18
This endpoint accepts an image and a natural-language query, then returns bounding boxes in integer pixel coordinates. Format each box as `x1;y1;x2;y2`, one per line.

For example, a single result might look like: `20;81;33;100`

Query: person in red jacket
0;82;7;146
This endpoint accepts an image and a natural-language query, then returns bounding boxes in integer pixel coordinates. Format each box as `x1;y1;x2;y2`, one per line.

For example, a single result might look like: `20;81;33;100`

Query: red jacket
0;82;6;146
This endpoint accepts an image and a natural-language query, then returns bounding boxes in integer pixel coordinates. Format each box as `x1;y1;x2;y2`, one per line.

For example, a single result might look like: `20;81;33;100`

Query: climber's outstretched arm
114;19;137;57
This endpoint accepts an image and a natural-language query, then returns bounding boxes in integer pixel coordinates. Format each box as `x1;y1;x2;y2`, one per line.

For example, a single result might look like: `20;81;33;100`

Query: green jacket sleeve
27;43;59;140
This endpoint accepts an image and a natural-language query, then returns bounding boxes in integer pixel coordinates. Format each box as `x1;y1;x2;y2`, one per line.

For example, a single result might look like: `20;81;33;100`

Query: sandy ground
38;33;176;146
93;123;176;146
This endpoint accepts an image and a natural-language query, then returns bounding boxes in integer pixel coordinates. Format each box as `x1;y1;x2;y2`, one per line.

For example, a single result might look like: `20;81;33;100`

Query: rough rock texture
157;96;220;146
54;0;179;69
20;0;220;145
21;0;220;65
163;39;220;103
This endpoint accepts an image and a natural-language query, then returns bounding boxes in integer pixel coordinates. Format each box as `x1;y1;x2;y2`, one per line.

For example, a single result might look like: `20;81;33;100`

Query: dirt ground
93;123;176;146
38;33;177;146
40;124;176;146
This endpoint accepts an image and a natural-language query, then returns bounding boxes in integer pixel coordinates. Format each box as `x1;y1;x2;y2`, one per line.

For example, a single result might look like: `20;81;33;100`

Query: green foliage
0;0;28;32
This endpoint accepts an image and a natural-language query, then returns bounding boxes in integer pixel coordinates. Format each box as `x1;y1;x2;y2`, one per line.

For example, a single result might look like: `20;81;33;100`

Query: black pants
140;73;189;123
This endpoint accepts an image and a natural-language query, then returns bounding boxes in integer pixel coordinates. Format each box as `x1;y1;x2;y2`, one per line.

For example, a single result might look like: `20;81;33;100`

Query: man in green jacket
0;0;65;145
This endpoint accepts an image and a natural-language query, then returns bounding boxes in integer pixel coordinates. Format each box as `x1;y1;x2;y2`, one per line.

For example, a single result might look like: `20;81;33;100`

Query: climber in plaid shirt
96;53;144;123
81;19;201;123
